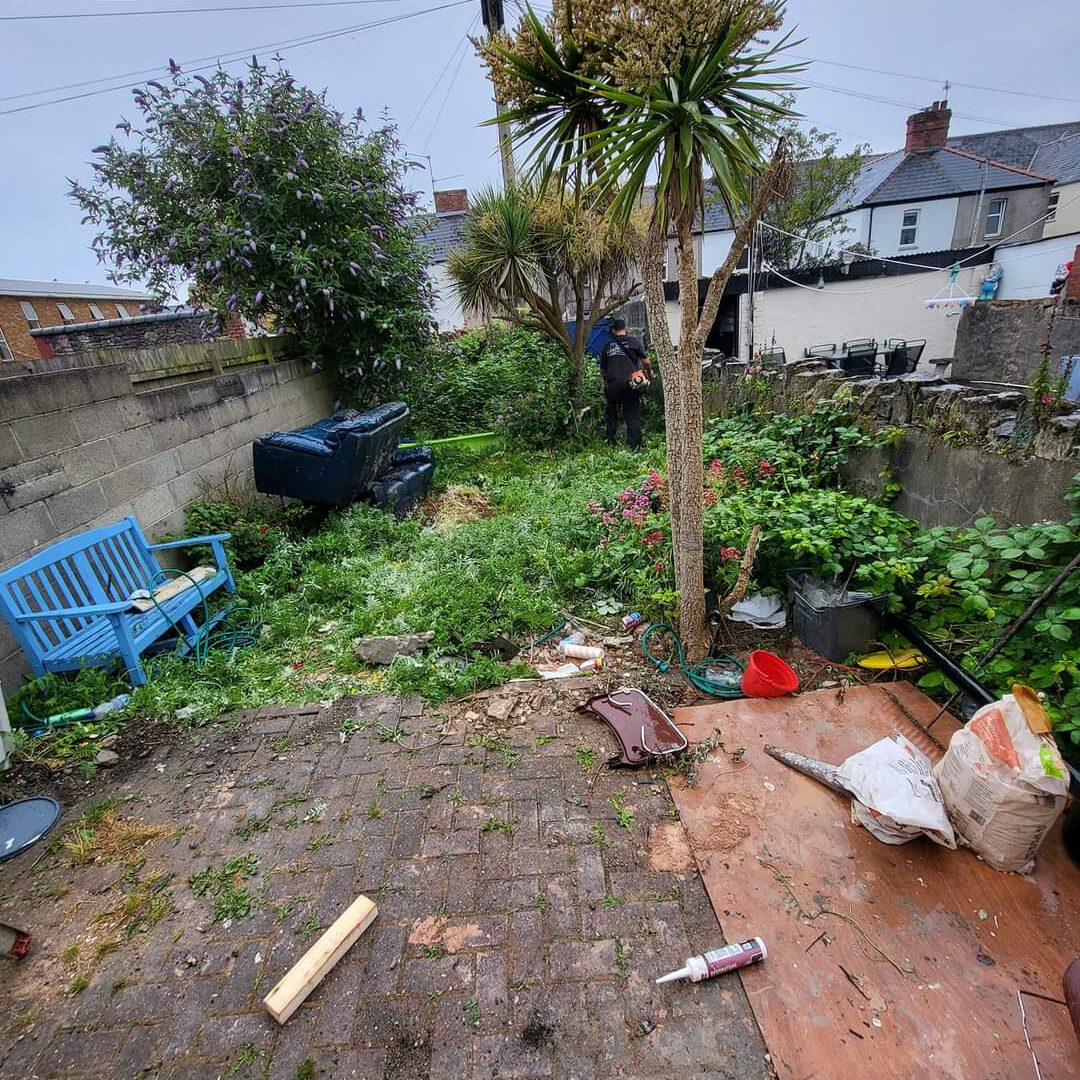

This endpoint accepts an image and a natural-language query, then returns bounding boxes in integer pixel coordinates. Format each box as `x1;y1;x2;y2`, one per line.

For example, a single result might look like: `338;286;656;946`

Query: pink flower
703;489;717;506
642;530;664;547
1042;393;1056;405
720;546;741;561
654;560;665;573
732;466;748;487
708;459;725;479
758;459;775;478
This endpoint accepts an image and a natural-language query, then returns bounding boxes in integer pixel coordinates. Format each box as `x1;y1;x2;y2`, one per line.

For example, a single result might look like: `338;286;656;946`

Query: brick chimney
1064;244;1080;303
434;188;468;215
905;101;952;152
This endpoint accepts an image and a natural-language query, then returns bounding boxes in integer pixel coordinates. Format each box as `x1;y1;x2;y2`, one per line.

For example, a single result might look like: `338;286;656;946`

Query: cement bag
838;732;956;848
934;694;1068;873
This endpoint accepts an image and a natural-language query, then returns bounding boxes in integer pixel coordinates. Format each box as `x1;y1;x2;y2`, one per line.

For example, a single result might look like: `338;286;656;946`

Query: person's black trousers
605;384;642;448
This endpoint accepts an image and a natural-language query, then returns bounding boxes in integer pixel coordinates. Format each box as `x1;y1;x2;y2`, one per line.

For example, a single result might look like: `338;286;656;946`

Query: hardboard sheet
670;682;1080;1080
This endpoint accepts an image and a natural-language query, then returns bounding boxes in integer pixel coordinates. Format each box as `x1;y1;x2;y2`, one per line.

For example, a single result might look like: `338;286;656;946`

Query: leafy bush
402;326;608;445
71;61;432;402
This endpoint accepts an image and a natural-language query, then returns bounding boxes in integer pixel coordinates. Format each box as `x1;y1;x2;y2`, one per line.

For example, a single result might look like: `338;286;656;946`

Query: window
985;198;1007;237
88;303;105;320
115;303;131;319
1047;189;1060;223
56;302;75;323
0;326;12;361
899;209;920;247
19;300;39;328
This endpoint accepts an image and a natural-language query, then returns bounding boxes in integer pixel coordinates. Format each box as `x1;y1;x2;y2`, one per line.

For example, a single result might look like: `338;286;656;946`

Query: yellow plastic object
856;648;927;671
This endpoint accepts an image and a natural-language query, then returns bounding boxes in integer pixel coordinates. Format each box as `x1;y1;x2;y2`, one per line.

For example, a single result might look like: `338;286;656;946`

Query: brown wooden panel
670;682;1080;1080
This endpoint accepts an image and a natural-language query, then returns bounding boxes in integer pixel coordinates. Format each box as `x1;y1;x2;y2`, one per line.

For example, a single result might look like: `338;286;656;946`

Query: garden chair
839;343;878;378
758;348;786;369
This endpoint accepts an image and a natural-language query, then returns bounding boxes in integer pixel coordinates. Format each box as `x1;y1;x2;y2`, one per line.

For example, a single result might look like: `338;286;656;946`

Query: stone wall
0;339;332;688
703;360;1080;528
952;298;1080;383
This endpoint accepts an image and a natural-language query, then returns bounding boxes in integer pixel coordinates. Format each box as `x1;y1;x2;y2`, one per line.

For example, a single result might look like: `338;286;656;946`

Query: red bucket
741;650;799;697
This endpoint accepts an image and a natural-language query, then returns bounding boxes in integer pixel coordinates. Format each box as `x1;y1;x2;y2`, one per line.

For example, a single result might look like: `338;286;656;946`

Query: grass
481;816;517;836
295;1061;316;1080
463;996;481;1028
423;944;448;959
298;912;323;943
589;821;610;849
576;747;597;770
611;792;636;832
59;799;175;867
5;444;649;757
189;854;259;922
306;833;334;853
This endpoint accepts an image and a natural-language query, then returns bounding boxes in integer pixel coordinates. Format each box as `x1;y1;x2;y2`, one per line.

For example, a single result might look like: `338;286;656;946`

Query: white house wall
995;232;1080;299
700;231;735;276
751;264;982;364
1044;183;1080;239
428;262;468;330
869;198;959;257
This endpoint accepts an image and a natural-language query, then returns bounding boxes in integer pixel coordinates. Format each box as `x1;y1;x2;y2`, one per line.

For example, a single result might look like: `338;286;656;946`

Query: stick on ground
263;895;378;1024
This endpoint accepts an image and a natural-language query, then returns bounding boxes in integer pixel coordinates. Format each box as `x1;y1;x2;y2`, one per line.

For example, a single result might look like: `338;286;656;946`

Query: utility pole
481;0;516;187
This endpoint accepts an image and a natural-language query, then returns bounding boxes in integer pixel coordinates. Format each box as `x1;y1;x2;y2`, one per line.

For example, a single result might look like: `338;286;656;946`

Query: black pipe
883;613;996;706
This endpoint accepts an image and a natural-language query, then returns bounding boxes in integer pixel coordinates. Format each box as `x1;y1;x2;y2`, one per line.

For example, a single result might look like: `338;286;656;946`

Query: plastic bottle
558;642;604;660
579;656;604;671
93;694;131;719
655;938;767;984
560;631;586;647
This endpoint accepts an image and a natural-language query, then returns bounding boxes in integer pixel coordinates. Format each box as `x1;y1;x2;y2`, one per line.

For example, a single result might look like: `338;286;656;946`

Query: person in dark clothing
599;319;651;448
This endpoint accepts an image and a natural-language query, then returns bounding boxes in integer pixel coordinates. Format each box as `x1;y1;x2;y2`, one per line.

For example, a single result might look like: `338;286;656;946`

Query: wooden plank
669;683;1080;1080
263;895;377;1023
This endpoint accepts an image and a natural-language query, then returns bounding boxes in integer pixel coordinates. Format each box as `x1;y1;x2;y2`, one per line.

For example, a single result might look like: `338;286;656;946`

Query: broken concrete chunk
354;632;435;666
486;698;515;722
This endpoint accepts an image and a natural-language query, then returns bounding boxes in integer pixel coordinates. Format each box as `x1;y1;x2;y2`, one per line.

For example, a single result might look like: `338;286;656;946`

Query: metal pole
481;0;516;187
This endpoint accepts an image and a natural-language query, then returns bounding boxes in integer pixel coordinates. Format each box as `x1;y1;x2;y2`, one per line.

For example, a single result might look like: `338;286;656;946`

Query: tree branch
696;145;793;342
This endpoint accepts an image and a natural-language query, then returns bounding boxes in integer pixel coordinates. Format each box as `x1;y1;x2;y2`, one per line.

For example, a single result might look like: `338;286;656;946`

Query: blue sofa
252;403;434;511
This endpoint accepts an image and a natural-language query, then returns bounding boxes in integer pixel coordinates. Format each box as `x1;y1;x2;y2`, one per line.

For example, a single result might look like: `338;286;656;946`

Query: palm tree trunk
669;211;708;657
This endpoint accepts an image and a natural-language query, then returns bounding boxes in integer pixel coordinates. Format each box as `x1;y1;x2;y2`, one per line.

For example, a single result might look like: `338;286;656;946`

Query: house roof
946;122;1080;169
416;212;469;263
31;308;202;337
0;278;153;301
1031;133;1080;186
859;146;1047;206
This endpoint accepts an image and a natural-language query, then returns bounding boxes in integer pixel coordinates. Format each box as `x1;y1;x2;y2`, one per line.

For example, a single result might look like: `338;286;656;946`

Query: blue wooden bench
0;516;235;687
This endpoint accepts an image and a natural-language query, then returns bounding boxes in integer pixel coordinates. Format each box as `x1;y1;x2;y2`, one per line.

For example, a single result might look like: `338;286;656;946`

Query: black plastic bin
787;570;887;663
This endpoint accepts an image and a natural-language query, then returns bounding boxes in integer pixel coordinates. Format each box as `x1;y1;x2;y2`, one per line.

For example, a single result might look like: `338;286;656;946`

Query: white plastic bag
838;732;956;848
934;694;1068;873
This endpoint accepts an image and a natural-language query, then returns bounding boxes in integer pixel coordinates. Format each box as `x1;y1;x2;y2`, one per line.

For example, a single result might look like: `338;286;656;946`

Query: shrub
402;325;603;445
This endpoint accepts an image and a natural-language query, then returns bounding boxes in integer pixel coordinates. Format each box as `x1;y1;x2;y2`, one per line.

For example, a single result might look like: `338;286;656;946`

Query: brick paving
0;690;770;1080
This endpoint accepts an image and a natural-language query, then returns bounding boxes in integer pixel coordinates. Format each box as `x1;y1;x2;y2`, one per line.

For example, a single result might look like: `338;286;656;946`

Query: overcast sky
1;0;1078;287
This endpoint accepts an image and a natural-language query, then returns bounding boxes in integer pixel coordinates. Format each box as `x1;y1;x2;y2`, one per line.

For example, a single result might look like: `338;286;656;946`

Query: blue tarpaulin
567;316;613;359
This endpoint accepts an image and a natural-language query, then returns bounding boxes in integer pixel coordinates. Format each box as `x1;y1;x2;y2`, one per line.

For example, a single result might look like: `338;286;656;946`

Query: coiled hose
641;622;745;698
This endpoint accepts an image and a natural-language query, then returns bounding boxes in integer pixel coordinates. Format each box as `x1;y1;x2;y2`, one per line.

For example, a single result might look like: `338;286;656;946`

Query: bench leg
107;612;147;687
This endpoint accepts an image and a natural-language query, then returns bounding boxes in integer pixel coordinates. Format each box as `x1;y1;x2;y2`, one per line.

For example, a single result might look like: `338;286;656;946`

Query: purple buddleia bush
71;59;434;402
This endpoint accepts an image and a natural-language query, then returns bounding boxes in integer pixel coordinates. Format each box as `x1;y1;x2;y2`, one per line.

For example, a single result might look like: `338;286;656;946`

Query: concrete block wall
0;349;332;688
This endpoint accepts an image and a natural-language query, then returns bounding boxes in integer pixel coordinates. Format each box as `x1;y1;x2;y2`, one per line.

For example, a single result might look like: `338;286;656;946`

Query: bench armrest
13;600;134;622
148;533;231;551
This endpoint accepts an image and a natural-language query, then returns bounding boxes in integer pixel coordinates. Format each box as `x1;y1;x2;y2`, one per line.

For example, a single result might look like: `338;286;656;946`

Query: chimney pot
905;101;952;152
434;188;469;215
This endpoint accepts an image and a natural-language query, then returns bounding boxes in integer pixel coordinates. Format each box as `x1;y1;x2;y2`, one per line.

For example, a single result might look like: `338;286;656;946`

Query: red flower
758;458;775;478
703;489;717;506
708;459;725;479
654;560;665;573
720;546;741;561
642;530;665;547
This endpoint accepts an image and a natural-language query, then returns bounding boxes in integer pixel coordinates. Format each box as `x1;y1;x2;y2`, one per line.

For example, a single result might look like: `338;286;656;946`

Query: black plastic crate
786;570;886;663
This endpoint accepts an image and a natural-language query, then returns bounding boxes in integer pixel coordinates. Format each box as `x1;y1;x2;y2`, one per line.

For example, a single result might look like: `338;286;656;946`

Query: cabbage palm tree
481;1;801;654
448;184;636;400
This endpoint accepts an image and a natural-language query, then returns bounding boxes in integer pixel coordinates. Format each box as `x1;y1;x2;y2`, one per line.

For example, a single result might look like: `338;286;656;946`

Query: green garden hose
143;567;259;664
641;622;745;698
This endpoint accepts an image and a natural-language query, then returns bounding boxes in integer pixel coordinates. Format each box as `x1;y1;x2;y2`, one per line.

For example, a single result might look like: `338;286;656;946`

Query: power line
792;53;1080;109
801;79;1011;127
422;27;470;152
0;0;437;20
0;0;471;117
404;11;477;136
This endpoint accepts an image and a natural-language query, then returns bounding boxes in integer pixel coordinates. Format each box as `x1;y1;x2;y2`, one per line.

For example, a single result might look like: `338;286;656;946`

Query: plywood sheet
670;682;1080;1080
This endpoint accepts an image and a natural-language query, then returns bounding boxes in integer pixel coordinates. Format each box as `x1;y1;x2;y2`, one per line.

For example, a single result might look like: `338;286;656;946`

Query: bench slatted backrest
0;517;157;659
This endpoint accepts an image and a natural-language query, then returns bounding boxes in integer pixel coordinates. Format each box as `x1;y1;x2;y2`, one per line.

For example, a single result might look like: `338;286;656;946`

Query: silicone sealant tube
656;938;767;984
